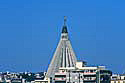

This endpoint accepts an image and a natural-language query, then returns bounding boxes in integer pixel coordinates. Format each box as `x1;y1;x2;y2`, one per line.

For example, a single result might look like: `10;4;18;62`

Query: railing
54;78;66;80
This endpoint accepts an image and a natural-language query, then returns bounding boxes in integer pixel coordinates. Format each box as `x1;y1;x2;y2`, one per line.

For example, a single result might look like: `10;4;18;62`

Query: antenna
64;16;67;26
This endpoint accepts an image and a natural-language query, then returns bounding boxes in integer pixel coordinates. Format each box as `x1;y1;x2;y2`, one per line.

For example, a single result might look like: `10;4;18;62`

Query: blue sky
0;0;125;73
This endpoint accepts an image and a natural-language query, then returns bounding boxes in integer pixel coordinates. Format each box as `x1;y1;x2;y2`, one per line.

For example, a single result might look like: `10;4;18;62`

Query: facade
54;61;112;83
111;74;125;83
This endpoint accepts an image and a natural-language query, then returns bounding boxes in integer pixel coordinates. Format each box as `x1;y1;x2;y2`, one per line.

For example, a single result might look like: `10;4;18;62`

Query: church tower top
62;16;68;33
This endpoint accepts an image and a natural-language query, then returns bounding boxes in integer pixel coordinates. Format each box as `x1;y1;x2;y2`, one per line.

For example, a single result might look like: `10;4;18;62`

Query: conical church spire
46;17;77;79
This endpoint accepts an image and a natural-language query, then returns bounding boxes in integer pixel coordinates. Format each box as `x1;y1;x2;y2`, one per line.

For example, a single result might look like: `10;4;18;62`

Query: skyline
0;0;125;73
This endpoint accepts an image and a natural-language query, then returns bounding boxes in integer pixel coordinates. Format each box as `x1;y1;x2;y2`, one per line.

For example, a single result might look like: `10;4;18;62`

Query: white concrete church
35;17;112;83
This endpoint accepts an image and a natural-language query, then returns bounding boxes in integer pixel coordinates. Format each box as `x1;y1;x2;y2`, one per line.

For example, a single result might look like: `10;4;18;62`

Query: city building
111;74;125;83
54;61;112;83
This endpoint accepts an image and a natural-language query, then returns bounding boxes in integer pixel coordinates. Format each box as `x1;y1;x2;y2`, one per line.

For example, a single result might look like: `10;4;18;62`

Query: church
36;17;112;83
